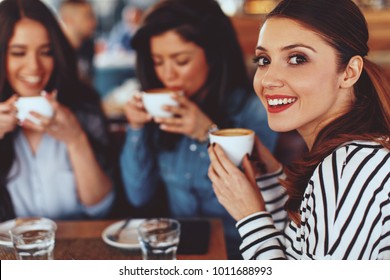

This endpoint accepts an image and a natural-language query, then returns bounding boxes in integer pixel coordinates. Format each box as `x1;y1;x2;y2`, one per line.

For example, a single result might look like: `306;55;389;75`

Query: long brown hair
0;0;106;221
266;0;390;223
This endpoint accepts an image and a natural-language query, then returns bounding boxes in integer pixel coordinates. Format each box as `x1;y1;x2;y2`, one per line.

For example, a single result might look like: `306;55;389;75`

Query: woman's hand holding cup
207;134;282;221
22;91;85;147
0;95;18;139
208;142;266;221
124;91;152;129
154;93;214;142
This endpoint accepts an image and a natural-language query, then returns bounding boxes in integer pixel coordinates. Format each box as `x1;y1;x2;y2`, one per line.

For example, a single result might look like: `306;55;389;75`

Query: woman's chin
268;122;294;133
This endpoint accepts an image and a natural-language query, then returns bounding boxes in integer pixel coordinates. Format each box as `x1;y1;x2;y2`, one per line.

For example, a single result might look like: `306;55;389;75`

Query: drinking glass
138;218;181;260
9;218;57;260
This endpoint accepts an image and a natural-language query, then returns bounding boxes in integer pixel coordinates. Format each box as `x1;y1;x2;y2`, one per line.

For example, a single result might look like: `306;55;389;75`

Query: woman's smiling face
253;17;354;146
6;18;54;97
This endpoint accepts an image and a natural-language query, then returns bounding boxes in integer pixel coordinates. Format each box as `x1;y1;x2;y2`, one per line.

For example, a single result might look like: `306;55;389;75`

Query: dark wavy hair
266;0;390;223
131;0;251;149
0;0;104;221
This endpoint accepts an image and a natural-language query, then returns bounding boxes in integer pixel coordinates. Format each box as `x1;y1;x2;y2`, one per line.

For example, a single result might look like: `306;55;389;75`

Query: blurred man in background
59;0;97;83
107;4;143;52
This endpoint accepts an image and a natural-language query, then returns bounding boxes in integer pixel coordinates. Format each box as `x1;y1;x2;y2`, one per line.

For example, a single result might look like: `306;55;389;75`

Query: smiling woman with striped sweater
208;0;390;260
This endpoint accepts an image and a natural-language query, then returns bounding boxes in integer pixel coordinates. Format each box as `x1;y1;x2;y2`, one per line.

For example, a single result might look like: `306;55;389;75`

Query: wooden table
0;219;227;260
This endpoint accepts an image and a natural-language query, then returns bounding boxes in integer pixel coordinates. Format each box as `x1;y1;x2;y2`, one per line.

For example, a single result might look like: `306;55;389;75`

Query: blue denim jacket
120;89;277;258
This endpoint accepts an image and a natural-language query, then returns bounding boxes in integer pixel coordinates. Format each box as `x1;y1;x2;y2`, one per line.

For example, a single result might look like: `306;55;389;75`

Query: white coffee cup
15;96;54;125
142;88;179;118
209;128;255;166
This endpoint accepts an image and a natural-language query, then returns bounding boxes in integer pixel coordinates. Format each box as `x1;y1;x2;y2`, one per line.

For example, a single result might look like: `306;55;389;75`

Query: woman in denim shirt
120;0;277;259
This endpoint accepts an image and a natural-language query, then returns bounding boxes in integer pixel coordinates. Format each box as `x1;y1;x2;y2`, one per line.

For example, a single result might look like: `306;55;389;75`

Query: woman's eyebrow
9;43;51;49
281;44;317;53
256;44;317;53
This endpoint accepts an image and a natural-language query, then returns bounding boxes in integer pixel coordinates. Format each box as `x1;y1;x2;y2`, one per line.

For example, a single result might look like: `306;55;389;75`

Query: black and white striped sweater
236;141;390;259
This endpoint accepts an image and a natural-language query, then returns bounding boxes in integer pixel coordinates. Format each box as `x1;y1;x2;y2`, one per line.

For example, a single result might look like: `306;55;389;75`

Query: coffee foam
212;128;253;137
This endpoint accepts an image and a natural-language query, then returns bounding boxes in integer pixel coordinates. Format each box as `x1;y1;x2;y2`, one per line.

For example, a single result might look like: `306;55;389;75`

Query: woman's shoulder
307;140;389;216
334;140;389;159
320;139;389;167
313;140;389;189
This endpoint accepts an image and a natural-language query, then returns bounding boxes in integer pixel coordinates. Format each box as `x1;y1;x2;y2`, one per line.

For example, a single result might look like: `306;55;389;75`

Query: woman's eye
253;56;270;67
41;50;53;57
176;60;189;66
152;60;163;66
288;55;307;65
9;52;25;57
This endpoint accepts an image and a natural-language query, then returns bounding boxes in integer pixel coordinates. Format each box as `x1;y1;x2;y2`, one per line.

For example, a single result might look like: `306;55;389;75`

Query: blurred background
35;0;390;217
38;0;390;164
39;0;390;98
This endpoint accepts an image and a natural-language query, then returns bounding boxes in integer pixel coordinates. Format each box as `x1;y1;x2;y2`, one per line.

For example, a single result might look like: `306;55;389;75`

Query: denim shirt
120;89;277;258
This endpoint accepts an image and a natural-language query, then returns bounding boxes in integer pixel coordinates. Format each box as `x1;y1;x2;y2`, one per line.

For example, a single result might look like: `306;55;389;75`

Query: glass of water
138;218;181;260
9;217;57;260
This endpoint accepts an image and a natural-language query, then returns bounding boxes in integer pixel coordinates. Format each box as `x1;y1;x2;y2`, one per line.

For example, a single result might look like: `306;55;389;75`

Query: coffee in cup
142;88;179;118
209;128;255;166
15;96;54;125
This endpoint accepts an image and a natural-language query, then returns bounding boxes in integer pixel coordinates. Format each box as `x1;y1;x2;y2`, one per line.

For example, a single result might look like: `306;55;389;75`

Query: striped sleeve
256;167;288;230
236;168;288;259
299;142;390;259
236;212;286;259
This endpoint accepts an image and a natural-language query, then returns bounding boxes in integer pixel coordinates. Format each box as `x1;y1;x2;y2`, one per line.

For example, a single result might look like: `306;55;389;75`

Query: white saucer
0;219;16;247
101;219;144;249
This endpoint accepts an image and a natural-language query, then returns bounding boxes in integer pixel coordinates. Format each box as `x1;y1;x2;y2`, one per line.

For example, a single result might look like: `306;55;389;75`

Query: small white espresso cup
142;88;179;118
15;96;54;125
209;128;255;166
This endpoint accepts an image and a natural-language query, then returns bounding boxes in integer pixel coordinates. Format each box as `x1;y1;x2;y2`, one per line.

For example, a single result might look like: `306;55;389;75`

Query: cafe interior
1;0;390;260
94;0;390;212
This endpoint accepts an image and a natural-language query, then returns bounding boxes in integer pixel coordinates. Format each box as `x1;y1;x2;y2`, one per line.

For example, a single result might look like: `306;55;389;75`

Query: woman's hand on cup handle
0;95;18;139
155;93;212;141
123;92;152;129
252;136;282;176
208;143;265;221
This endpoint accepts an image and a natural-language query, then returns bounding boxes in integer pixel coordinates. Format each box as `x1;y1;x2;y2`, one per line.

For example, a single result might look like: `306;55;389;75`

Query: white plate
101;219;145;249
0;219;16;247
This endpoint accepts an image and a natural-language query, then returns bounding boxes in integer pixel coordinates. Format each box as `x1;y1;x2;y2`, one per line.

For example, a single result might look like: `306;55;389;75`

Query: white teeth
21;76;41;84
267;97;296;106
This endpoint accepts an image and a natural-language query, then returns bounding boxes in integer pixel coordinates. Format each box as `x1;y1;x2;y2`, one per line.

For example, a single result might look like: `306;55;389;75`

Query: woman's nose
161;62;177;82
260;65;284;89
26;54;41;71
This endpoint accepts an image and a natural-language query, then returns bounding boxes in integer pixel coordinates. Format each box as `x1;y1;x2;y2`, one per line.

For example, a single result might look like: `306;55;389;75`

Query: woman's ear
340;55;363;88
